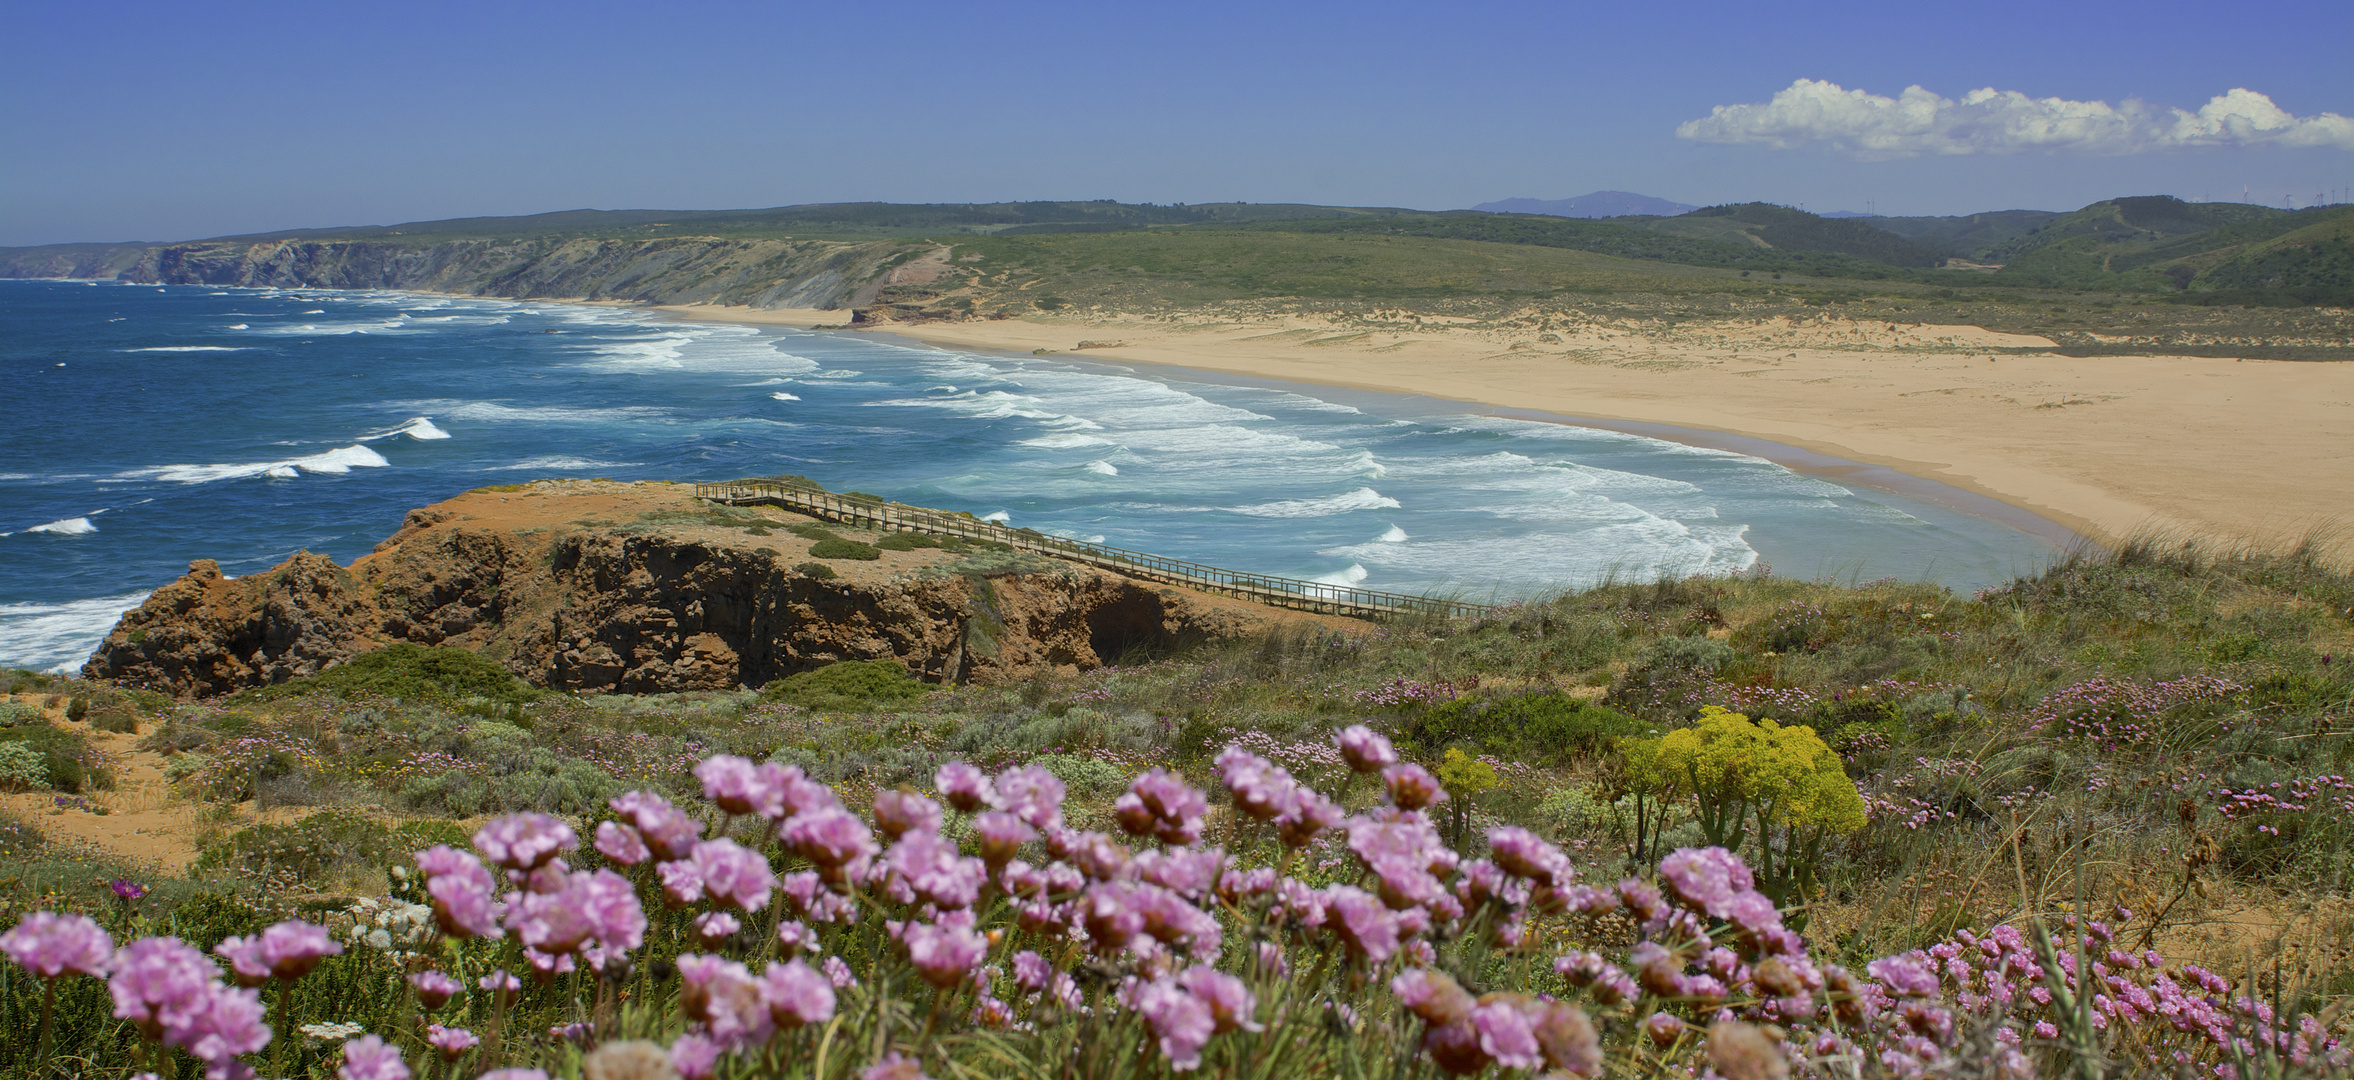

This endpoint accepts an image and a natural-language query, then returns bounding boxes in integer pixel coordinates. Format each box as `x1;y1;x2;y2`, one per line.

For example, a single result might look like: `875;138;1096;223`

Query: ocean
0;279;2063;673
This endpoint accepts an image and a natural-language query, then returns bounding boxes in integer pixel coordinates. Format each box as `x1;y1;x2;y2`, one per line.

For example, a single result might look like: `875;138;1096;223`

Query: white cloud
1677;80;2354;157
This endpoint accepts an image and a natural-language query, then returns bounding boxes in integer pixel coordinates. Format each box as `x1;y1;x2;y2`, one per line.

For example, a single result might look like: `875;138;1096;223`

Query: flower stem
33;978;57;1066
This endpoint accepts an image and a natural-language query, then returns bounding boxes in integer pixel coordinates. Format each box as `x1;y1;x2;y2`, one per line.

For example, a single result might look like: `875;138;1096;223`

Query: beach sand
648;302;2354;560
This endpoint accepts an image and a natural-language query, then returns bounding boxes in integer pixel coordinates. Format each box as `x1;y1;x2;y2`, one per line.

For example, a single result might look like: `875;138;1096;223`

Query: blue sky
2;0;2349;245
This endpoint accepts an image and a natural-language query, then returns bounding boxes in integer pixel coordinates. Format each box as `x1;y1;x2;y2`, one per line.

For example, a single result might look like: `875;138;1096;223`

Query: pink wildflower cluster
2025;674;2245;745
1851;915;2348;1076
1351;676;1470;708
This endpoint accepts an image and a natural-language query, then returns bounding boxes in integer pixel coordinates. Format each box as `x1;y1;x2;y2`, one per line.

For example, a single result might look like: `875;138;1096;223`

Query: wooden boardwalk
694;478;1493;621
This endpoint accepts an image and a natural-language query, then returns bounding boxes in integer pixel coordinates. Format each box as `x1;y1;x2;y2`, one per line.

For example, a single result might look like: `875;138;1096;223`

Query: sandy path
653;303;2354;560
1;694;203;873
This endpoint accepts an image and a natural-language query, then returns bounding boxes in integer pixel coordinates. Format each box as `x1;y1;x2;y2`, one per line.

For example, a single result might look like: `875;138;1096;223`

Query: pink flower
1132;977;1217;1071
759;958;837;1027
1083;883;1146;955
479;1071;549;1080
472;813;577;872
175;982;270;1068
1383;763;1448;811
1214;746;1295;820
1336;725;1398;772
2;912;112;978
1869;954;1942;998
1013;950;1053;992
408;971;461;1011
972;810;1037;868
824;955;859;989
995;765;1067;831
677;953;772;1048
1066;830;1133;883
1531;1000;1601;1076
424;1023;478;1061
593;821;650;866
1394;968;1476;1025
695;754;782;819
1488;827;1573;888
1323;885;1400;963
108;936;218;1040
1658;846;1754;919
1217;866;1277;903
1643;1011;1686;1047
669;1034;722;1080
1136;847;1225;899
884;830;989;910
1275;787;1343;848
1470;998;1544;1070
934;761;996;813
611;790;704;860
576;868;647;951
901;919;988;989
478;969;521;1005
781;807;877;873
686;839;777;912
212;935;271;988
414;845;503;939
873;789;943;839
338;1034;410;1080
1178;965;1262;1033
251;919;342;980
696;912;741;946
1115;768;1209;845
862;1052;934;1080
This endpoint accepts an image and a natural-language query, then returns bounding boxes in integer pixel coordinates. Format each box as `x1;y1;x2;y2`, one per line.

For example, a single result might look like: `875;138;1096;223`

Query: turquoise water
0;280;2061;672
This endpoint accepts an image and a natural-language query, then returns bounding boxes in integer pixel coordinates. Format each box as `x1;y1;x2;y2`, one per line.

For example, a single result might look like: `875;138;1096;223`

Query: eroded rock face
94;556;379;695
82;483;1320;697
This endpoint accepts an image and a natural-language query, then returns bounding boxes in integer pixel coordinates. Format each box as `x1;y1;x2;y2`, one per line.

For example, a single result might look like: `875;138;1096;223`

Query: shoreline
635;300;2354;562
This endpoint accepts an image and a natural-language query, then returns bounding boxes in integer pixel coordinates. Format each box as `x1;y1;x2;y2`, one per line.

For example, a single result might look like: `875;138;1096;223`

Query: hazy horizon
3;0;2349;247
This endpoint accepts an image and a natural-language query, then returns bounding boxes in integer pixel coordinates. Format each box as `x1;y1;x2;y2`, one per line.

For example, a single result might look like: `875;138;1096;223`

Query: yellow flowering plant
1623;706;1865;902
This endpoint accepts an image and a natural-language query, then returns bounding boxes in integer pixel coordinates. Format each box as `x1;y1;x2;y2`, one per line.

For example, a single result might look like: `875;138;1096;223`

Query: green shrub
255;643;541;705
761;659;931;711
0;721;104;792
876;532;942;551
0;701;40;727
196;809;393;880
796;561;838;580
808;538;882;561
66;695;88;722
1031;752;1128;794
0;742;49;791
788;523;845;542
1401;692;1648;764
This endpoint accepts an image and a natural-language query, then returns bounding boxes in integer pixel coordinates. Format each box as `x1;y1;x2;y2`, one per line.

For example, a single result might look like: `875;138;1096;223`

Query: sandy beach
648;302;2354;560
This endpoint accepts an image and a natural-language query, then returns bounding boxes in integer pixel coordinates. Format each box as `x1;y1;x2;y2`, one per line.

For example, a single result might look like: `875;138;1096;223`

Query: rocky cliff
0;235;942;311
82;481;1333;698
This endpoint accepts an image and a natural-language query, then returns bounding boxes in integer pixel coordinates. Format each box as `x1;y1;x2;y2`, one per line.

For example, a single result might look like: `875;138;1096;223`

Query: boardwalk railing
693;478;1494;621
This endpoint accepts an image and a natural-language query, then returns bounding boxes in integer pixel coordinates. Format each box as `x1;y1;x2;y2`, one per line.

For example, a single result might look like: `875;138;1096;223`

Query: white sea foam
396;400;672;424
808;369;864;379
302;309;325;314
123;444;392;484
0;592;155;673
127;346;252;353
1377;525;1408;543
1311;564;1370;588
25;517;96;536
227;323;248;330
1227;487;1401;518
1019;433;1119;449
485;456;637;472
362;417;452;441
771;392;800;402
981;511;1011;523
1084;460;1119;476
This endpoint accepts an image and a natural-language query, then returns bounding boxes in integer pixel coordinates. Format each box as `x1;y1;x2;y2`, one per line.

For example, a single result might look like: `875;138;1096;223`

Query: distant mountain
1471;192;1699;219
